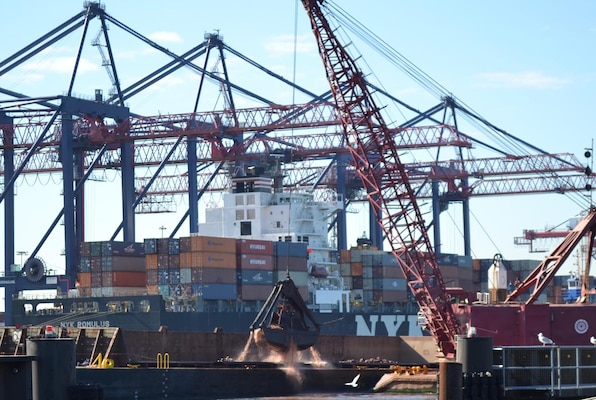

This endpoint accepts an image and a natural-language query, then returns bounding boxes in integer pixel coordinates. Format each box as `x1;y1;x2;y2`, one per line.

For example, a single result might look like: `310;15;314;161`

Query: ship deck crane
299;0;462;356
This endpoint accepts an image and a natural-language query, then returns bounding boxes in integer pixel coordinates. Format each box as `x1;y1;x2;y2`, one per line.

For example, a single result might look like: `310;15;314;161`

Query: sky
0;0;595;281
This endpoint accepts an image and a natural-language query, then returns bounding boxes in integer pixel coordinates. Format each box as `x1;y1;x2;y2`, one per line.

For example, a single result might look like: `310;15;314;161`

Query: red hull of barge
459;303;596;347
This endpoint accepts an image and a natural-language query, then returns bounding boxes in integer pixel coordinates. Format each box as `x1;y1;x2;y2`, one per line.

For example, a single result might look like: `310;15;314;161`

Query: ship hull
11;294;427;337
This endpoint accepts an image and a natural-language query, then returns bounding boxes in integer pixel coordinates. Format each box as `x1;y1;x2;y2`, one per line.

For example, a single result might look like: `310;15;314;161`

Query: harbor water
232;395;435;400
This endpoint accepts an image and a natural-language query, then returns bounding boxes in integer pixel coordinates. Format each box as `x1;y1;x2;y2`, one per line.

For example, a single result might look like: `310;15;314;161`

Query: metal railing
493;346;596;398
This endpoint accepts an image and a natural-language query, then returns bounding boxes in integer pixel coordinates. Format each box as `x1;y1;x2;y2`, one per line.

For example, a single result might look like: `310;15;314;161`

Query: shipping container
80;242;91;257
352;276;363;289
274;256;307;272
168;238;180;255
241;269;274;285
179;237;191;253
157;238;170;254
457;255;473;268
339;249;350;263
158;285;169;296
273;241;307;258
191;267;237;284
79;257;91;273
146;269;158;286
350;262;363;276
158;254;169;268
102;241;145;257
114;271;147;287
240;254;274;270
179;252;191;268
91;272;102;287
178;252;236;269
437;253;458;267
145;253;158;270
194;283;237;300
108;256;146;272
189;235;237;253
237;239;274;255
77;272;91;287
168;254;180;269
180;267;192;284
240;284;271;301
373;289;408;303
372;278;407;291
371;265;404;279
144;238;157;254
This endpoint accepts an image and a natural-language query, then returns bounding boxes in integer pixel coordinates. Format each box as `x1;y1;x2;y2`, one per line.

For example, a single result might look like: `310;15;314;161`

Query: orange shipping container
179;252;192;268
350;262;363;276
189;235;237;254
77;272;91;288
187;251;237;269
339;249;350;263
145;253;158;270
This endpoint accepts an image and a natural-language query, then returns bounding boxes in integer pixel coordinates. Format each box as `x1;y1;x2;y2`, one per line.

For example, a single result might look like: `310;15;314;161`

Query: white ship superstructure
198;175;347;298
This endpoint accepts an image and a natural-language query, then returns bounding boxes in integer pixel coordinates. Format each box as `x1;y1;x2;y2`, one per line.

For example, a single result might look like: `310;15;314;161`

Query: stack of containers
362;252;406;303
273;242;309;300
78;241;146;297
144;238;180;297
186;235;237;300
144;238;158;294
238;239;275;301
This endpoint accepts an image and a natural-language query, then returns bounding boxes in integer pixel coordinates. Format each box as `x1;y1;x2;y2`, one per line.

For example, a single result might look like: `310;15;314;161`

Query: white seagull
345;373;361;388
538;332;554;346
590;336;596;346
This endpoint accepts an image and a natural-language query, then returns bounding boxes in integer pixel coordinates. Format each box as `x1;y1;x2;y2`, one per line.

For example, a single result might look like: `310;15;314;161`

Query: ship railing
493;346;596;398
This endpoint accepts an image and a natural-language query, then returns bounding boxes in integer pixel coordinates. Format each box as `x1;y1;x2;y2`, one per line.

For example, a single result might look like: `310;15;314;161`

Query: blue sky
1;0;595;277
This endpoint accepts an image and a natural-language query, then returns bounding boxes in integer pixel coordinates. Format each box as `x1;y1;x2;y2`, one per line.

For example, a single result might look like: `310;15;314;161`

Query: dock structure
494;345;596;399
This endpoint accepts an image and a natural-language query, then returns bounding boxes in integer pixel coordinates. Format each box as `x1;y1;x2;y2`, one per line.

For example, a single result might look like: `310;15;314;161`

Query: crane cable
321;1;591;211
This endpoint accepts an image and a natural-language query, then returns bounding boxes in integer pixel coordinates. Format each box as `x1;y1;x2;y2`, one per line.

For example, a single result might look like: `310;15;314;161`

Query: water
231;395;435;400
228;334;436;400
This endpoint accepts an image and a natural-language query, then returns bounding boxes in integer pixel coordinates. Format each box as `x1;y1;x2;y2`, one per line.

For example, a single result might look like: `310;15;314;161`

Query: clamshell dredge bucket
250;276;320;352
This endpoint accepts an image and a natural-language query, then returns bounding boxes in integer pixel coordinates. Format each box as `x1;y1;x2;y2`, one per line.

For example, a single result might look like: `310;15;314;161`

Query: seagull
345;373;361;388
538;332;554;346
590;336;596;346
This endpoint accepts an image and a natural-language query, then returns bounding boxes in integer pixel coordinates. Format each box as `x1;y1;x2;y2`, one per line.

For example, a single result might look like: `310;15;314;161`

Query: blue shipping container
193;283;237;300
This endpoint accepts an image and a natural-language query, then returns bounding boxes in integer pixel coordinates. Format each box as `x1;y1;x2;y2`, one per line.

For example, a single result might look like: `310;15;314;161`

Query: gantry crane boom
300;0;461;355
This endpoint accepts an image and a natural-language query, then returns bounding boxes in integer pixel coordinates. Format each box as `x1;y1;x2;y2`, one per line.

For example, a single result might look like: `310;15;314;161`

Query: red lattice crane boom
300;0;462;355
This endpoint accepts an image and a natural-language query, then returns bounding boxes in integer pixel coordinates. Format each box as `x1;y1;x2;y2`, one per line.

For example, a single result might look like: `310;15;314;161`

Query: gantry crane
1;2;594;341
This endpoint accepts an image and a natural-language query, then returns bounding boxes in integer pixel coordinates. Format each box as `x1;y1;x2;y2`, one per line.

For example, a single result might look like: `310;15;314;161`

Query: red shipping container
240;254;274;271
237;239;274;255
111;271;147;287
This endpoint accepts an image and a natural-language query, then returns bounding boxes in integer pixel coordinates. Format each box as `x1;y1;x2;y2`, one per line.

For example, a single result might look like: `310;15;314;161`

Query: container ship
6;174;584;339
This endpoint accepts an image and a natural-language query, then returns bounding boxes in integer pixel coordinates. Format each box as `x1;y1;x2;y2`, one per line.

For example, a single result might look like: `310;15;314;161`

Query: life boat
250;276;320;352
